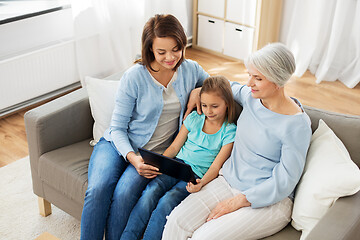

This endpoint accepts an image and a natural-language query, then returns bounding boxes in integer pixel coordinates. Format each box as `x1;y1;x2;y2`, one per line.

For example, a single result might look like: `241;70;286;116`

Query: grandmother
162;43;312;240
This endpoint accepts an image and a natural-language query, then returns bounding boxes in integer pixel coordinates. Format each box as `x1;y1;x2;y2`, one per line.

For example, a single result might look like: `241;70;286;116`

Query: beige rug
0;157;80;240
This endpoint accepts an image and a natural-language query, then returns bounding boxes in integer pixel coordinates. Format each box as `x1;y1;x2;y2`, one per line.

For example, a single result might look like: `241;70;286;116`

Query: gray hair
245;43;296;87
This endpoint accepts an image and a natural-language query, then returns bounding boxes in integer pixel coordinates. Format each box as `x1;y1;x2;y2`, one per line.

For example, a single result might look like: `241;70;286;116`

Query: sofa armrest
24;88;93;164
306;191;360;240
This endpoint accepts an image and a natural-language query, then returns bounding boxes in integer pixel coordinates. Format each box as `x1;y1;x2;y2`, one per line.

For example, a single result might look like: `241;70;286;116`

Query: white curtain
284;0;360;88
71;0;192;85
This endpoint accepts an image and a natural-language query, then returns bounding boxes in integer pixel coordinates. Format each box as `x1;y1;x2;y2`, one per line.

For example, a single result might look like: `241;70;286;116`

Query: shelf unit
192;0;283;61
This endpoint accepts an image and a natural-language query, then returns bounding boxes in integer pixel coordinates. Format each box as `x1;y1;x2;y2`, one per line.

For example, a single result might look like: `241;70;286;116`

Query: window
0;0;71;25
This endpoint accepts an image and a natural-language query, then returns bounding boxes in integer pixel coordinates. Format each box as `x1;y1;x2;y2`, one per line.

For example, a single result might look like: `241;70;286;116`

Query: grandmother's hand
207;193;251;221
184;87;202;120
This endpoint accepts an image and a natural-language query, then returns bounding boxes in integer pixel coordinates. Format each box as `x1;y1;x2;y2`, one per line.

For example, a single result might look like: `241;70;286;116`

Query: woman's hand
127;152;161;179
207;193;251;221
186;179;203;193
184;87;202;119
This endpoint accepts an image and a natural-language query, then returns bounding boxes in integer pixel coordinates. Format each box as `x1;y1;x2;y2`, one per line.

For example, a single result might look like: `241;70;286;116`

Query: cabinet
192;0;282;61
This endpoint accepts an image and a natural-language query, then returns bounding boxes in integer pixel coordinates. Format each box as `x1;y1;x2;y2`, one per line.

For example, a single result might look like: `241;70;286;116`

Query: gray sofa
25;87;360;239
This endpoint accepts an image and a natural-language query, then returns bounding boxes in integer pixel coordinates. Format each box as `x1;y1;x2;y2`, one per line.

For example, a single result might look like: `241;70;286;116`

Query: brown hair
200;76;236;124
135;14;187;72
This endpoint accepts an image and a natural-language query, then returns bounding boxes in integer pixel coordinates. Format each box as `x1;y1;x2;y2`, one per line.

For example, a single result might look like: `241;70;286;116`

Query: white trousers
162;176;293;240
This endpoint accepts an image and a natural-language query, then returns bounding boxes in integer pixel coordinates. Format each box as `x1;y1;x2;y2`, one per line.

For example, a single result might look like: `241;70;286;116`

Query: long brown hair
135;14;187;72
200;76;236;124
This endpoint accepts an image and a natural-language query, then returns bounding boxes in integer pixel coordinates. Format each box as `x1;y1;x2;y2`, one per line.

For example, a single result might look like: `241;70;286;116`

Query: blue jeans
120;176;190;240
80;138;150;240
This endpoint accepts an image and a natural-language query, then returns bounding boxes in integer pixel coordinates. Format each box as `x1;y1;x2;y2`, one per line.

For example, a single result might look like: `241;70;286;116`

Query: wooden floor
1;47;359;167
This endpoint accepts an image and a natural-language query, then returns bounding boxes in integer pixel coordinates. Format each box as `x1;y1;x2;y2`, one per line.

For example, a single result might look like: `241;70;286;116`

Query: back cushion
304;106;360;167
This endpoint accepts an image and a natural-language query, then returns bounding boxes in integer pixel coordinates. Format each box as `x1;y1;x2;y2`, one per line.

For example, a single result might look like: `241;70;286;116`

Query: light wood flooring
1;47;359;167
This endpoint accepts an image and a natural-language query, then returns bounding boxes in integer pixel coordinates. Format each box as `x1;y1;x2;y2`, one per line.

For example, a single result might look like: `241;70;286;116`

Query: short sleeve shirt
176;111;236;178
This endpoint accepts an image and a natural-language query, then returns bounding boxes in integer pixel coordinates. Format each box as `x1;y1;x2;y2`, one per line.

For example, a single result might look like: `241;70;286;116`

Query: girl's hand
186;179;203;193
206;193;251;221
127;152;161;179
184;88;202;119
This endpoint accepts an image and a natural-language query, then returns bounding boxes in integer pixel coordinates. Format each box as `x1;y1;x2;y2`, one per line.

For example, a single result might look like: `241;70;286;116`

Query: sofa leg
38;197;52;217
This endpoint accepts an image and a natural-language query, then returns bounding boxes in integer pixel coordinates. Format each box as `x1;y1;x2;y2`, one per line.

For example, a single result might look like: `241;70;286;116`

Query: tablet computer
138;147;197;184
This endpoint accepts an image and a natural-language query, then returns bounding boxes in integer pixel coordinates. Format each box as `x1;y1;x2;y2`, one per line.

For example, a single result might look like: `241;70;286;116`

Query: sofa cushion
85;76;119;143
291;119;360;240
262;224;301;240
38;139;93;204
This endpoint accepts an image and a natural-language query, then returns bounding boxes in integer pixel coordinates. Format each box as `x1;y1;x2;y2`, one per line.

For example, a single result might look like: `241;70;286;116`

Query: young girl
120;75;237;240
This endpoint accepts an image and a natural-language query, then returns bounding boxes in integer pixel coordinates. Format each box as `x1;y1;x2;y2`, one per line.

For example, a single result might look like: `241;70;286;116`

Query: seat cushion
39;139;93;204
261;224;301;240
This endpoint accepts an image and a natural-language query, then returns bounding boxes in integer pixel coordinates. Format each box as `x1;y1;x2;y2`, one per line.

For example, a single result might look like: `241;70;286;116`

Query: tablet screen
138;148;197;184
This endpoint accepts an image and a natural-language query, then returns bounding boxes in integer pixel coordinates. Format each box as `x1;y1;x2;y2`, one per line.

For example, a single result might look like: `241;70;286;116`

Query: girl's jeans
121;162;198;240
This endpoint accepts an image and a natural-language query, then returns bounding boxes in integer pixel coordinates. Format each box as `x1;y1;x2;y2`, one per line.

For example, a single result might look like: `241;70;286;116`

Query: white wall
2;0;295;114
0;8;74;60
2;0;293;62
0;8;76;115
144;0;194;37
0;2;193;114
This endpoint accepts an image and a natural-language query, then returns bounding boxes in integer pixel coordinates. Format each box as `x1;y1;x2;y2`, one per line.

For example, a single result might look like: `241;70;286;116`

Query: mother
80;14;209;240
162;43;312;240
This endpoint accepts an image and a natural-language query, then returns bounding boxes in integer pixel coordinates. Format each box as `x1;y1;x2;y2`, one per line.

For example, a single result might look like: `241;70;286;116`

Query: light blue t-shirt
176;111;236;178
222;82;312;208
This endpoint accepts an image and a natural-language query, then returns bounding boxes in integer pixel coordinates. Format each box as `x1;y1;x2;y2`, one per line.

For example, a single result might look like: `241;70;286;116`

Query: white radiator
0;40;80;115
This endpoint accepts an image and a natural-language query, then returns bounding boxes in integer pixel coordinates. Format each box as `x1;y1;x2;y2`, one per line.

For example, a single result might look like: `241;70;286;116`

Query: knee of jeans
135;191;160;211
143;179;171;198
132;184;167;212
152;175;178;188
157;197;174;214
163;187;189;203
112;178;146;204
111;185;134;203
85;182;113;202
156;192;186;215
